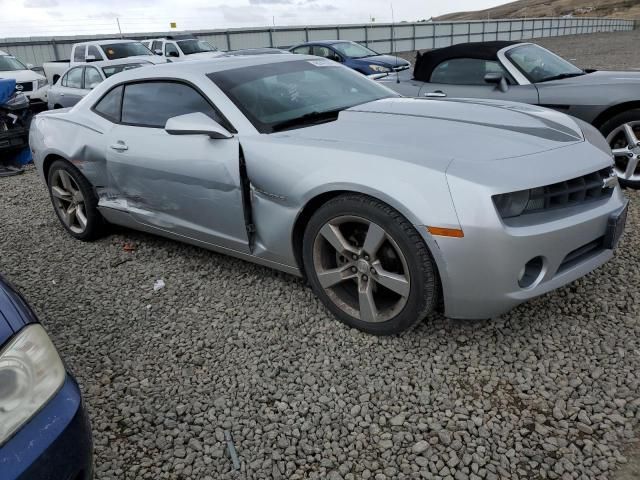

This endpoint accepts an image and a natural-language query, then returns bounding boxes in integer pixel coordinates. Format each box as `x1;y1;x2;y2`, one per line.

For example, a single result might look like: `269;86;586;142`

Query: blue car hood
0;276;36;345
353;54;408;68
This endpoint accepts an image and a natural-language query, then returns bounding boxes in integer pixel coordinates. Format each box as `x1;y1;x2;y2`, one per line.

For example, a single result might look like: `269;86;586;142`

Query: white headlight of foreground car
36;78;48;90
368;64;390;73
0;324;65;446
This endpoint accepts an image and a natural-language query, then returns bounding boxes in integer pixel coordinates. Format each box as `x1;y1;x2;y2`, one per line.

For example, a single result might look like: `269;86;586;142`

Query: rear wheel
47;160;105;240
302;194;439;335
600;110;640;189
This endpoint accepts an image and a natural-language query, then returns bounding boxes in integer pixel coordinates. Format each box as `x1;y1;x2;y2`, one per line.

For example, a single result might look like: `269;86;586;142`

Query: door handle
425;91;447;98
110;142;128;152
60;93;65;97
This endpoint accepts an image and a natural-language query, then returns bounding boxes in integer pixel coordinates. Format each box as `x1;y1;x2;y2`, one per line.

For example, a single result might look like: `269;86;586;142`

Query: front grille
558;236;605;273
16;81;33;92
524;167;615;215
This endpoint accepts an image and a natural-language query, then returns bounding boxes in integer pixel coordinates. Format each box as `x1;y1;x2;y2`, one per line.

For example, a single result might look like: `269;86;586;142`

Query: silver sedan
47;59;151;110
29;55;628;335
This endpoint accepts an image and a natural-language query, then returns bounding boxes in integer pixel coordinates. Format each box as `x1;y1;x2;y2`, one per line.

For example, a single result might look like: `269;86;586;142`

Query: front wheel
47;160;105;240
600;110;640;189
302;194;439;335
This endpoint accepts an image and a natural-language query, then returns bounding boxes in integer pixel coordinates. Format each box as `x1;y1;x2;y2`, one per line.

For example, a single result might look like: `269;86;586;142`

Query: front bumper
0;127;29;154
429;143;628;320
0;375;93;480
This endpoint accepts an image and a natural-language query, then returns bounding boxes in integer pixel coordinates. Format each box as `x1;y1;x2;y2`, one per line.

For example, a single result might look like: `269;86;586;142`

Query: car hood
0;69;45;82
0;275;36;343
542;70;640;86
277;97;584;164
353;54;409;68
129;55;167;64
182;51;225;60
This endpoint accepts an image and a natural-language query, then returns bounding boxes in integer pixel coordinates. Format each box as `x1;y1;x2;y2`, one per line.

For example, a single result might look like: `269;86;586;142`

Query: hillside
436;0;640;21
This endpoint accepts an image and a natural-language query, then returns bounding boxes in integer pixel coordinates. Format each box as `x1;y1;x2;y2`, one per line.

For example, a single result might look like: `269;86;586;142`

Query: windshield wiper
271;109;343;132
538;72;586;83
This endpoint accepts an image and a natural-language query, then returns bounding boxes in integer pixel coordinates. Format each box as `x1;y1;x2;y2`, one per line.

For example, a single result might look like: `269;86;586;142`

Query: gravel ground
2;30;640;480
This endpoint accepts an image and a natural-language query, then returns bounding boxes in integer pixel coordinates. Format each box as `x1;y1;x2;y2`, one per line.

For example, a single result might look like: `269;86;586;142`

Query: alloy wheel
50;169;88;234
312;215;410;323
607;121;640;182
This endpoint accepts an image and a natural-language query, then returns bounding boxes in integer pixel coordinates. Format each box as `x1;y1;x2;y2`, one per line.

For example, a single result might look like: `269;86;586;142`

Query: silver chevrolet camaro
29;55;628;335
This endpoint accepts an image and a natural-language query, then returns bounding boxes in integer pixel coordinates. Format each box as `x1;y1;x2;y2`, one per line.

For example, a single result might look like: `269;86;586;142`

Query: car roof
297;40;351;46
75;39;142;46
413;41;521;81
0;50;9;56
225;48;291;56
109;54;319;83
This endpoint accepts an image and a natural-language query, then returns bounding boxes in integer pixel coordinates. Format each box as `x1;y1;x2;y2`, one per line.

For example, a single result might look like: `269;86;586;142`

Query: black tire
47;159;105;241
302;194;439;335
599;109;640;189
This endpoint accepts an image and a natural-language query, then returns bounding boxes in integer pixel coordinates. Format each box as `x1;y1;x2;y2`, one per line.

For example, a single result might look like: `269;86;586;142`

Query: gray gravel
2;30;640;480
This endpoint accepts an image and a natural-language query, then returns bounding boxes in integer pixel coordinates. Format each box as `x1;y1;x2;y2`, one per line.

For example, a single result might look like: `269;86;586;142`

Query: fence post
412;23;416;52
225;31;231;51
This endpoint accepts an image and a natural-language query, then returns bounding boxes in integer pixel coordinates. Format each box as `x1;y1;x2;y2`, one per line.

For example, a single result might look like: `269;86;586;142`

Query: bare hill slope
436;0;640;21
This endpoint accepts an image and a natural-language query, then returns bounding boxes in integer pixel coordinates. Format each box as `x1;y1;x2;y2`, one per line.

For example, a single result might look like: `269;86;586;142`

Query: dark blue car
0;275;93;480
289;40;410;76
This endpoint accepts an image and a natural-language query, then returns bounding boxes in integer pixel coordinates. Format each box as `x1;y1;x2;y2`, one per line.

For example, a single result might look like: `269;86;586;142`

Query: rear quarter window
93;85;123;122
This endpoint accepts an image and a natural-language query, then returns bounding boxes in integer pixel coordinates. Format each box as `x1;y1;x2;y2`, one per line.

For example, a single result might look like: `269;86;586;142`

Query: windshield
506;44;584;83
332;42;378;59
209;59;396;133
0;55;27;71
177;39;217;55
102;42;153;60
102;62;150;78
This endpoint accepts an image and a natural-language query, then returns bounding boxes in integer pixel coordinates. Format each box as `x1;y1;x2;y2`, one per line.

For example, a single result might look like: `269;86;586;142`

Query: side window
152;41;163;52
121;81;222;128
430;58;510;85
73;46;86;62
65;67;83;89
312;46;331;58
313;46;340;62
87;45;102;60
292;46;312;55
165;43;180;58
84;67;102;89
94;85;123;122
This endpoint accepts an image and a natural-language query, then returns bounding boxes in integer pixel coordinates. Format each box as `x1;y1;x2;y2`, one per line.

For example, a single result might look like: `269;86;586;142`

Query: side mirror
165;112;233;139
168;51;179;58
484;72;509;93
26;63;34;70
154;49;163;56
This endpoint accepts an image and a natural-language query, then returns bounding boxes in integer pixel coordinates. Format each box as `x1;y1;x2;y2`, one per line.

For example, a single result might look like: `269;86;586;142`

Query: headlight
493;189;531;218
579;119;613;157
36;78;48;89
0;324;65;446
368;64;390;73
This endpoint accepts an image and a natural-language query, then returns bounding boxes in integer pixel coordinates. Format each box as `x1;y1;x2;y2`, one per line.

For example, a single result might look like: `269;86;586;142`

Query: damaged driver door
101;80;250;254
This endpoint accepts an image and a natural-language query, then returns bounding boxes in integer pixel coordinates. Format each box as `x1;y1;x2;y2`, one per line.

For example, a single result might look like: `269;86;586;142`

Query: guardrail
0;17;634;67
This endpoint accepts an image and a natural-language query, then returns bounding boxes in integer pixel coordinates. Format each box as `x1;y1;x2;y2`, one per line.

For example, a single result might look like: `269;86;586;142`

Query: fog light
518;256;544;288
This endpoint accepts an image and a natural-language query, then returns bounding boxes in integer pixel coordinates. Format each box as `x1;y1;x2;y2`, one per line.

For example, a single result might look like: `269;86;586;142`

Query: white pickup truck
0;50;48;109
42;39;167;84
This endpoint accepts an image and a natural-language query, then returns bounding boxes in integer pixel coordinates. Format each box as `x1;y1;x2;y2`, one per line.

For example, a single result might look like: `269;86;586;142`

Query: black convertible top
413;41;518;81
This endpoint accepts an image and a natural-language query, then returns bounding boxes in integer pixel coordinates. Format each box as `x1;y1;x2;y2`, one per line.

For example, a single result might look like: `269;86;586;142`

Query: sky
0;0;509;38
